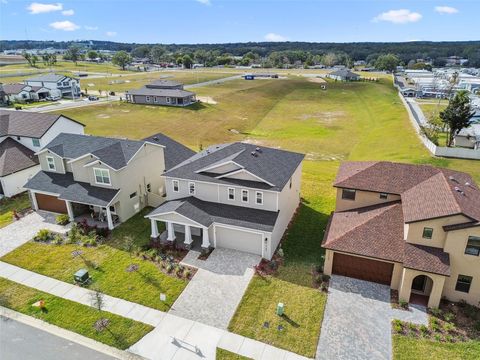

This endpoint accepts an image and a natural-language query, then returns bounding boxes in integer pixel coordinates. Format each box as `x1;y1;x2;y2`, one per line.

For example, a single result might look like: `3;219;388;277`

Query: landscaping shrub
34;229;53;242
430;307;443;317
321;274;330;282
419;325;429;336
51;234;64;245
474;321;480;332
399;299;408;309
444;312;455;322
56;214;70;225
443;322;456;333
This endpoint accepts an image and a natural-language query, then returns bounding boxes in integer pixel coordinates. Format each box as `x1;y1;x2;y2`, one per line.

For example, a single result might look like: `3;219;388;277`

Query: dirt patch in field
96;114;111;119
308;77;326;84
197;96;217;104
297;111;346;124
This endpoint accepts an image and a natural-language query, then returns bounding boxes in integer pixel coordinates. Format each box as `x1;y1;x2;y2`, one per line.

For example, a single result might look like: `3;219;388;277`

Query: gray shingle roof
147;197;279;232
24;171;119;206
127;87;195;97
26;73;69;83
0;138;39;176
164;142;304;191
2;84;29;95
142;133;196;170
0;110;80;138
43;133;145;170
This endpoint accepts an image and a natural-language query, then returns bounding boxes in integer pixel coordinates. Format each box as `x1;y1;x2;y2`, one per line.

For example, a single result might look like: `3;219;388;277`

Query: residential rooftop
0;137;39;176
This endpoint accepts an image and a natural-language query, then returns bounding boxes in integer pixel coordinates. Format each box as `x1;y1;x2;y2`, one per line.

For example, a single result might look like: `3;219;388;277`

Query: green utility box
276;302;284;316
74;268;90;285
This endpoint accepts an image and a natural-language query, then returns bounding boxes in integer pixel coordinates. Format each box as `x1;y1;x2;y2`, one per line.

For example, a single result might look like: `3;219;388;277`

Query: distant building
125;80;196;107
327;69;361;81
24;73;80;99
454;124;480;150
2;83;50;103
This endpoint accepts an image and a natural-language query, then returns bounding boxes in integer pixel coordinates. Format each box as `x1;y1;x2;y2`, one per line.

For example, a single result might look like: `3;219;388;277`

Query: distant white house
0;110;85;197
2;83;50;103
24;73;81;99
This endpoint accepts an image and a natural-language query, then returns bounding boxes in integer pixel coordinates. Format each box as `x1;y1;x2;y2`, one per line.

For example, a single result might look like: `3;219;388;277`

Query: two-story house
126;80;196;107
3;83;51;103
322;161;480;308
146;143;304;259
24;132;194;229
24;73;81;99
0;110;84;197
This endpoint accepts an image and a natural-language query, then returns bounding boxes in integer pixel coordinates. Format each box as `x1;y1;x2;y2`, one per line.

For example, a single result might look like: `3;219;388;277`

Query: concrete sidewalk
0;261;310;360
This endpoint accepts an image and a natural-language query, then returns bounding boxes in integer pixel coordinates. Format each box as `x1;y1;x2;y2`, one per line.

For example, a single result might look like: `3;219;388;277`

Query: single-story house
3;83;50;103
125;80;196;107
454;124;480;150
327;69;361;81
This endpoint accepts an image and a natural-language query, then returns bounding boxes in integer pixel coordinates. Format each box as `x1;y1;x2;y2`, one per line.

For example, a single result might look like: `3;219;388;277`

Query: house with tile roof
0;110;84;197
24;132;195;229
322;161;480;308
146;142;304;259
125;80;196;107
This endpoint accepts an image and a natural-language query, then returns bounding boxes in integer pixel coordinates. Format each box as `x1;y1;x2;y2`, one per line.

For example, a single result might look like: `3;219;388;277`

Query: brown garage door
332;253;393;285
35;193;67;214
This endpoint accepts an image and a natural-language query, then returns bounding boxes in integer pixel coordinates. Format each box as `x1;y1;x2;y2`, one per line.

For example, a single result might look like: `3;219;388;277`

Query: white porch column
30;191;38;211
106;207;114;230
65;200;74;222
150;219;159;239
167;221;176;241
184;225;193;245
201;227;210;248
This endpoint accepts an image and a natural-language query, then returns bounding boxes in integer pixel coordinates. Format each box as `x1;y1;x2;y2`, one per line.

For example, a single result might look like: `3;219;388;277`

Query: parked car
46;95;61;101
88;96;99;101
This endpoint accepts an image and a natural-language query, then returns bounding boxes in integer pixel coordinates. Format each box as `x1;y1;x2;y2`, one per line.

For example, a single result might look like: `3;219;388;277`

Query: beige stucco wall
38;151;66;174
404;214;470;248
399;268;446;308
442;226;480;304
335;188;401;211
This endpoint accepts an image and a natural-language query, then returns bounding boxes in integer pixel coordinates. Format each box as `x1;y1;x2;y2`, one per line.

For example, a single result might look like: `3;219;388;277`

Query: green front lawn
0;192;31;229
393;336;480;360
216;348;251;359
1;211;185;311
229;275;326;358
0;278;153;349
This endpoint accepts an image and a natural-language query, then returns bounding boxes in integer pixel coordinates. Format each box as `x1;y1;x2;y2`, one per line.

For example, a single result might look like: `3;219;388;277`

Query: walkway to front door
169;248;261;329
316;275;428;360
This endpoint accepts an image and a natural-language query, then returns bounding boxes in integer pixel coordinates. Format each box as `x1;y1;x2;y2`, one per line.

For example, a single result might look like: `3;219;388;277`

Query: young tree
182;54;193;69
90;288;105;312
22;51;33;67
374;53;400;72
65;46;81;65
111;51;132;70
87;50;99;60
440;90;475;147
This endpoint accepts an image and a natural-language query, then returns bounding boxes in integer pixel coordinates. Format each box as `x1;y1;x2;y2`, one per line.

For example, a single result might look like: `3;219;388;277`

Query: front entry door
412;275;426;292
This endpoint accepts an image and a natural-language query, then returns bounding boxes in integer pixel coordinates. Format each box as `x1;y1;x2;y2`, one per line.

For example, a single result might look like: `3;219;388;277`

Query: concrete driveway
316;275;428;360
0;211;69;257
171;248;261;329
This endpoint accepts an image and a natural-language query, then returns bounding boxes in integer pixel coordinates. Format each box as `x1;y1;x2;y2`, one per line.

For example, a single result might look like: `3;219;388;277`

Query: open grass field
1;211;185;311
216;348;251;359
0;277;153;349
0;60;136;74
393;336;480;360
0;192;31;229
42;75;480;354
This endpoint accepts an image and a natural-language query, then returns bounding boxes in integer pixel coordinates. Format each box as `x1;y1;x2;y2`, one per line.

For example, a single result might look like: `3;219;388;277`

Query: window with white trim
146;96;150;102
46;156;56;171
166;97;171;104
256;191;263;205
228;188;235;200
94;168;111;185
32;138;40;147
154;96;158;103
172;180;179;192
242;189;248;202
189;182;196;195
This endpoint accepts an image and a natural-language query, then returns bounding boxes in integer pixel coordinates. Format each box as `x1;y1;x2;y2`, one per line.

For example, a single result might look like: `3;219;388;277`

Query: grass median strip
0;277;153;349
216;348;251;360
0;193;31;229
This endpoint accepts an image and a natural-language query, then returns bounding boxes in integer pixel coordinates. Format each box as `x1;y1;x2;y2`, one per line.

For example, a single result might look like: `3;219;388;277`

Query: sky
0;0;479;44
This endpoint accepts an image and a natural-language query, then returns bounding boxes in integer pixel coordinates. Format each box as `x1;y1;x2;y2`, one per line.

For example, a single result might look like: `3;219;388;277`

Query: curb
0;306;146;360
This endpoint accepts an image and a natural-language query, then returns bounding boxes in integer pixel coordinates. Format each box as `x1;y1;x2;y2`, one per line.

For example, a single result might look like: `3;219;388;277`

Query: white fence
396;86;480;160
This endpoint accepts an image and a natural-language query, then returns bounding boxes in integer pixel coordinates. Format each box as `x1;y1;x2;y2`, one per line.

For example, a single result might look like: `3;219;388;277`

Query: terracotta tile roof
334;161;480;223
403;243;450;276
322;201;405;263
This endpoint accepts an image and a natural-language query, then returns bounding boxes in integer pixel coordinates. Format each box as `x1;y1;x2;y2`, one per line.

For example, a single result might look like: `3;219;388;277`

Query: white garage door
215;226;263;256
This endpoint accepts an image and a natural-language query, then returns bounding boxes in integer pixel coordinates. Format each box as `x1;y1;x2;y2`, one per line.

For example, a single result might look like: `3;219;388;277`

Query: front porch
67;201;120;230
158;229;202;251
150;218;211;251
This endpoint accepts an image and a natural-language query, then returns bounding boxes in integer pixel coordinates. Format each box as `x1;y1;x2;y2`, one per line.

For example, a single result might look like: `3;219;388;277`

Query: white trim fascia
146;211;206;228
163;176;280;194
67;153;97;164
29;189;61;197
215;168;275;187
84;160;118;172
195;160;244;174
35;148;63;157
143;141;166;149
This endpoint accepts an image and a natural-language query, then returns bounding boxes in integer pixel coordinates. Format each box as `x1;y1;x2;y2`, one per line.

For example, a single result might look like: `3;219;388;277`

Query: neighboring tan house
125;80;196;107
24;132;194;229
327;69;361;81
24;73;80;99
0;110;85;197
146;143;304;259
3;83;50;103
322;161;480;308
